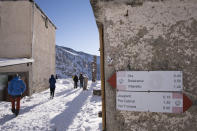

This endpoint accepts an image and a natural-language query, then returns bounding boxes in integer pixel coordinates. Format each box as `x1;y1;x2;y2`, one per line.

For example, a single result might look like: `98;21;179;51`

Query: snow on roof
0;58;34;67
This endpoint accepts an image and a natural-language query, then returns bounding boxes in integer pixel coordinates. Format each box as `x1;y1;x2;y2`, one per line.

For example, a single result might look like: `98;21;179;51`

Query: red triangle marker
183;94;193;112
107;73;116;88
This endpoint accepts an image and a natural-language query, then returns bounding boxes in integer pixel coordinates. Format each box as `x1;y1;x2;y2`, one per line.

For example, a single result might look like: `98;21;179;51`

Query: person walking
79;73;84;88
73;75;78;88
83;75;88;90
49;74;56;99
8;74;26;116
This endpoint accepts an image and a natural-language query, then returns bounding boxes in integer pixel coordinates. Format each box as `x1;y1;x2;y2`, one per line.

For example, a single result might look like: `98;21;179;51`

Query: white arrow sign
117;71;182;92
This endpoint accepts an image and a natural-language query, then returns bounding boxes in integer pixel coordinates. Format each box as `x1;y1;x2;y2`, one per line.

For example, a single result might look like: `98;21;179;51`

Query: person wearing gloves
8;74;26;116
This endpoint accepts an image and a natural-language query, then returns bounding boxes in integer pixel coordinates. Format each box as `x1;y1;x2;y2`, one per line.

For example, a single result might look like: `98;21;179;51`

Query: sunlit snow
0;78;102;131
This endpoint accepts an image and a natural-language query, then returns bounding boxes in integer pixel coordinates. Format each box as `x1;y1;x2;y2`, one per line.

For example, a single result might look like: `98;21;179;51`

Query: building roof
0;58;34;67
34;2;57;29
0;0;57;29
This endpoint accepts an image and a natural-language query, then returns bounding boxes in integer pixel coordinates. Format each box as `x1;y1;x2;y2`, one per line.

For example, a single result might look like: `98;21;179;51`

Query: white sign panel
117;71;182;91
116;91;183;113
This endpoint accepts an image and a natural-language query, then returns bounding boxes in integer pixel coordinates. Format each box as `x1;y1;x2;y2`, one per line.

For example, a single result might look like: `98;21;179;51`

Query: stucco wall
91;0;197;130
32;5;56;93
0;1;32;58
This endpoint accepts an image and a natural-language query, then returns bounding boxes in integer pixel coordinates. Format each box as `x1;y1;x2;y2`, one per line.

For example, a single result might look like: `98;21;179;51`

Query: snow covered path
0;79;102;131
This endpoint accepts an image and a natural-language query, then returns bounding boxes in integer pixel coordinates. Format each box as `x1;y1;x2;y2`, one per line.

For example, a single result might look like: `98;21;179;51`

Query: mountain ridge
56;45;100;80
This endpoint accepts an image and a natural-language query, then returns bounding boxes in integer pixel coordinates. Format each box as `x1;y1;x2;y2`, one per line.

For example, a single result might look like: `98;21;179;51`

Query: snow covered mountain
56;45;100;80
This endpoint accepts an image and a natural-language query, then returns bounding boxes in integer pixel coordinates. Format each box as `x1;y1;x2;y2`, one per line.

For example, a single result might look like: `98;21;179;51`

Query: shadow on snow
50;89;92;130
55;88;79;98
0;87;79;125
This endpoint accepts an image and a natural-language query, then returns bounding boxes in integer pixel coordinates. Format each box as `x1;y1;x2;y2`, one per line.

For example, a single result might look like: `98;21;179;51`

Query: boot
11;108;15;114
15;109;19;116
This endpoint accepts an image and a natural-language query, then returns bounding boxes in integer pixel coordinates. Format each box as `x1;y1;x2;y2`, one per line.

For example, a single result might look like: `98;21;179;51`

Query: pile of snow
56;45;100;80
0;79;102;131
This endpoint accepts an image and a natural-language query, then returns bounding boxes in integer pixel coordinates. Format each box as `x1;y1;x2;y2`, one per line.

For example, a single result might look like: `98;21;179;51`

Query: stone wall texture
91;0;197;130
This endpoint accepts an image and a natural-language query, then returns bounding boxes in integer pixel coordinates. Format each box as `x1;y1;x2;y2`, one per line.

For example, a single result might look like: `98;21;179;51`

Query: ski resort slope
0;78;102;131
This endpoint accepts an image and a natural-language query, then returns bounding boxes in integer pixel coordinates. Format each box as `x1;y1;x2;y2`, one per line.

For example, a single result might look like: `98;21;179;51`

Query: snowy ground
0;78;102;131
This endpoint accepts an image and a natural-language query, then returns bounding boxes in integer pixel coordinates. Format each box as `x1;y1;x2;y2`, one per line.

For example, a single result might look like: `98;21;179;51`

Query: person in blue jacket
49;74;56;99
8;74;26;116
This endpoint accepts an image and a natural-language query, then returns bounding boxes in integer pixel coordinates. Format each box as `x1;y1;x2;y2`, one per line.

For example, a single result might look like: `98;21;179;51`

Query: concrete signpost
108;71;192;113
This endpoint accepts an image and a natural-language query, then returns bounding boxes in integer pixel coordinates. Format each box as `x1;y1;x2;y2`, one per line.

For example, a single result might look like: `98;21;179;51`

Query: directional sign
108;71;192;113
116;91;192;113
115;71;182;91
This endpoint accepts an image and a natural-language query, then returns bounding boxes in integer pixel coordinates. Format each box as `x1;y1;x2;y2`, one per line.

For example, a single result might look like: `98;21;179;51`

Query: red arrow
183;94;193;112
107;73;116;88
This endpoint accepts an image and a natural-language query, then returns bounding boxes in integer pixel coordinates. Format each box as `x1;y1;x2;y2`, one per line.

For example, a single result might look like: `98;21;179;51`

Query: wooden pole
99;24;106;131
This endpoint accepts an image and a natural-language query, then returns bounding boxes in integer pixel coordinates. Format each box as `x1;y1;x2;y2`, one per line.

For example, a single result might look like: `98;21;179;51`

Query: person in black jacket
79;73;84;88
49;75;56;99
73;75;78;88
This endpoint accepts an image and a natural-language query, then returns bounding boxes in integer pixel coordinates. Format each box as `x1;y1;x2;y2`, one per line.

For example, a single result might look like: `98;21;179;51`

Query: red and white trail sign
116;71;182;92
108;71;182;91
116;91;192;113
108;71;193;113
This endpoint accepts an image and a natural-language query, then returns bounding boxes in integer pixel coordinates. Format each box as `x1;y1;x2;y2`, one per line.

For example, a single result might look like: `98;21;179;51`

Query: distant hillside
56;45;100;80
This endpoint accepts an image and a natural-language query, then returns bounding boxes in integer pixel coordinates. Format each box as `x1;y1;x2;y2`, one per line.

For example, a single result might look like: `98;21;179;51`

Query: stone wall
91;0;197;130
32;4;56;93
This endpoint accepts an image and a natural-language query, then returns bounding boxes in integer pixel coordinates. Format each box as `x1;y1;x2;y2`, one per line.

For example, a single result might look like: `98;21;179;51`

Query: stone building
0;0;56;100
91;0;197;130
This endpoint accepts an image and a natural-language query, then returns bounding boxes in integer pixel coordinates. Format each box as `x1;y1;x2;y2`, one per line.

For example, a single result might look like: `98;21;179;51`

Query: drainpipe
99;24;106;131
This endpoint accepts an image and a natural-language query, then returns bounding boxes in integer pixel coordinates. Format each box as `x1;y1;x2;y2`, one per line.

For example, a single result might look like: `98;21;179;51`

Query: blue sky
34;0;100;56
